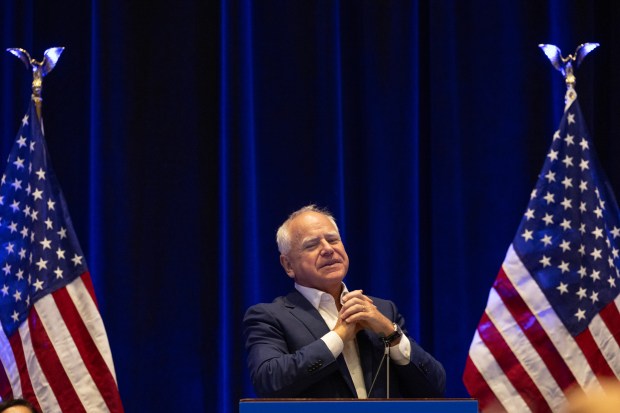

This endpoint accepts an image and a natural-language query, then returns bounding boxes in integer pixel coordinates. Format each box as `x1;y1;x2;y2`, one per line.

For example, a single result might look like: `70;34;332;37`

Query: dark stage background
1;1;620;412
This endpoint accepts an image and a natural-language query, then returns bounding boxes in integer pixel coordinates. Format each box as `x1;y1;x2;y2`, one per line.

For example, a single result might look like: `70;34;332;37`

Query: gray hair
276;205;339;254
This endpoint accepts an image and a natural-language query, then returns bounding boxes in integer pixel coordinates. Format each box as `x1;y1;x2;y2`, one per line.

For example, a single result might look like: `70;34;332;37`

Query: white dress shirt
295;283;411;398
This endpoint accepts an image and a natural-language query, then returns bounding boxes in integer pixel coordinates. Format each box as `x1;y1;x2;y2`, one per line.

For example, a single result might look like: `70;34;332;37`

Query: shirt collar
295;282;349;310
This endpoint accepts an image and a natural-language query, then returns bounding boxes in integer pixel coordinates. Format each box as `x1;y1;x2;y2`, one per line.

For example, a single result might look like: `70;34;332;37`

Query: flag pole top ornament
539;43;599;108
6;47;64;119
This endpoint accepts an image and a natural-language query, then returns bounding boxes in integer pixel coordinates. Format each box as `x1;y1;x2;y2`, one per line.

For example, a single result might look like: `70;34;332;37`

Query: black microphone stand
368;341;390;398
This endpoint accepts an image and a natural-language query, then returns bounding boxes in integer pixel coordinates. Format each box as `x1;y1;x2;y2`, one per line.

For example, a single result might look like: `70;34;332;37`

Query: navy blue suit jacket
243;290;446;398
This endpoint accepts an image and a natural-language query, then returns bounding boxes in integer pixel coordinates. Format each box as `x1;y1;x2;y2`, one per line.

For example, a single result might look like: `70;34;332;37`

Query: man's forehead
290;212;338;236
301;230;340;242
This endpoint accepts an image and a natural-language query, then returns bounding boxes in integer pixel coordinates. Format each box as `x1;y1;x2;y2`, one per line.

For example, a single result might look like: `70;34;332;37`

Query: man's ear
280;254;295;278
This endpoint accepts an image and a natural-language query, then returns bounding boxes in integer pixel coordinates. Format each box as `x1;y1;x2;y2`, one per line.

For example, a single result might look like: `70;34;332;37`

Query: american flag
463;90;620;412
0;100;123;412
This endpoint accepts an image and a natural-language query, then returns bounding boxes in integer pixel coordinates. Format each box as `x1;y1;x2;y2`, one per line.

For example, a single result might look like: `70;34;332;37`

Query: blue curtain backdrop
1;1;619;411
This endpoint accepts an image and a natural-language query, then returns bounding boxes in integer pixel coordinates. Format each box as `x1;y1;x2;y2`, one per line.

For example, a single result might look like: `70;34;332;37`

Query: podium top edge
239;398;478;402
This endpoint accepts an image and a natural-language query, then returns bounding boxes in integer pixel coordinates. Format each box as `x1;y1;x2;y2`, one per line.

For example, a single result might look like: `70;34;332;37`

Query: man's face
280;211;349;295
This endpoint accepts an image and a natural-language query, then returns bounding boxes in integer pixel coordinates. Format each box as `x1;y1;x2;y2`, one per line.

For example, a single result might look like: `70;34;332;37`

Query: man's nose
319;240;334;255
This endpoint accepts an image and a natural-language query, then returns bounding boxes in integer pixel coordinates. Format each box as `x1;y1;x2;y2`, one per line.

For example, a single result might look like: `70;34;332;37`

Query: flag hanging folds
463;89;620;413
0;100;124;412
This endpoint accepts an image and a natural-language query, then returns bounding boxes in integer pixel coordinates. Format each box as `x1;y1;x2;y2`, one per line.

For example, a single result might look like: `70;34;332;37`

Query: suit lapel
283;291;330;338
283;290;358;397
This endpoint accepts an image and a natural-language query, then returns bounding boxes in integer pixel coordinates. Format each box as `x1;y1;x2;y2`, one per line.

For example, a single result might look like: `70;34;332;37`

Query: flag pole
6;47;65;121
538;42;599;110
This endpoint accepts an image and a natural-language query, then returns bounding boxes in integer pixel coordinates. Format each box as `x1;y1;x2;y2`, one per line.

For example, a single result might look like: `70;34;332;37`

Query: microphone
368;323;401;398
367;342;391;398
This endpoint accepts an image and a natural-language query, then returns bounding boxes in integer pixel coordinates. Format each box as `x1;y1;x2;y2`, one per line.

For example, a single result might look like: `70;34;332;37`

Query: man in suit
243;205;446;398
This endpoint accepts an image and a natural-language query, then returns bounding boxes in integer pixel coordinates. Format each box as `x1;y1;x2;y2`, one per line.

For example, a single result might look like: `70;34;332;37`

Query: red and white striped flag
0;100;124;412
463;89;620;412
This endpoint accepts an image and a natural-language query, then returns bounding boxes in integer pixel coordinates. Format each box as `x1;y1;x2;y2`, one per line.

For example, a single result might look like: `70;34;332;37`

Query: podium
239;398;478;413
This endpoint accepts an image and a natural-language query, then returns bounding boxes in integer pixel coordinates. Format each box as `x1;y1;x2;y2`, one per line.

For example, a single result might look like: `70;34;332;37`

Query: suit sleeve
243;303;339;397
388;301;447;397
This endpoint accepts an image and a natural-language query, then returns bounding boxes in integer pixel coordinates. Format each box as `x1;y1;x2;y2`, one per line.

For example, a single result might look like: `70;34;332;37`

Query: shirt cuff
321;331;344;358
389;334;411;365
